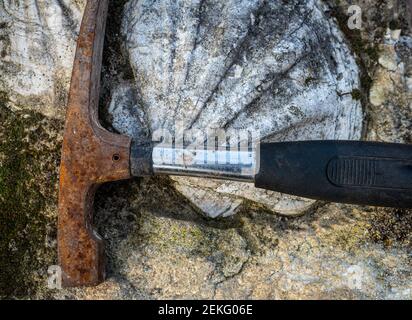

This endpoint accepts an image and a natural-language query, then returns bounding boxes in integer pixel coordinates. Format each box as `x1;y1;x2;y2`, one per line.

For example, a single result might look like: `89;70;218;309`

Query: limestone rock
173;177;315;217
107;0;363;217
0;0;86;118
55;190;412;300
368;30;412;143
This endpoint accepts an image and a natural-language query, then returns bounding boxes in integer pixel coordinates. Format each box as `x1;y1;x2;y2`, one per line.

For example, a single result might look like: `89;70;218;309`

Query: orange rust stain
58;0;131;287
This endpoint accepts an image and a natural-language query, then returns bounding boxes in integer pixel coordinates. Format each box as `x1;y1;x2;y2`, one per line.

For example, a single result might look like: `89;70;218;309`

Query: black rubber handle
255;141;412;208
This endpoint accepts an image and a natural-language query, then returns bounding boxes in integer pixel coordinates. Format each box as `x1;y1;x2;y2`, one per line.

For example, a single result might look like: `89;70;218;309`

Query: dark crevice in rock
100;0;137;133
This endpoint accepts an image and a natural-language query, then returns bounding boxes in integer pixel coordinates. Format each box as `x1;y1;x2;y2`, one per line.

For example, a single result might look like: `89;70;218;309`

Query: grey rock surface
0;0;86;118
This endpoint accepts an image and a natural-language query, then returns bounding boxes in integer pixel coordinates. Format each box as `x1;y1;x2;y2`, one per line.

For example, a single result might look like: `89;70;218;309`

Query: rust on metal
58;0;131;287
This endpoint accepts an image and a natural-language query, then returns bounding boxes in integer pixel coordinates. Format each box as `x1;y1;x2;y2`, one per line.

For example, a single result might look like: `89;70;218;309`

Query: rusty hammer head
58;0;131;287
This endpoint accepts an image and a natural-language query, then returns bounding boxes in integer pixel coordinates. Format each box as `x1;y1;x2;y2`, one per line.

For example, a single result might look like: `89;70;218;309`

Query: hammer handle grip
255;141;412;208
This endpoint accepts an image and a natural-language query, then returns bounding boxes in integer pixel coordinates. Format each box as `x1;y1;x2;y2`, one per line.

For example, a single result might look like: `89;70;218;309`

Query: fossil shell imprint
0;0;363;217
107;0;362;216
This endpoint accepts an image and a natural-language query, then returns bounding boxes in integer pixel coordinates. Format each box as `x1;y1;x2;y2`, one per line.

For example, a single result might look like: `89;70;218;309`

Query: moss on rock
0;102;63;298
368;208;412;248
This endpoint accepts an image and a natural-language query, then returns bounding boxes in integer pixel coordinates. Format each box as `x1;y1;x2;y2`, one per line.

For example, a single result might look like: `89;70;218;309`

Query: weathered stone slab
0;0;86;118
108;0;363;216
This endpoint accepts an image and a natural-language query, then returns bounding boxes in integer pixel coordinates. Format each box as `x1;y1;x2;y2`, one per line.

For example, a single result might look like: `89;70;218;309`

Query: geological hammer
58;0;412;287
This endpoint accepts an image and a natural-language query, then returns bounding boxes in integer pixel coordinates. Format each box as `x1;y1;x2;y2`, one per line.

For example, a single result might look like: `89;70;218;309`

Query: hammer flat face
58;0;131;287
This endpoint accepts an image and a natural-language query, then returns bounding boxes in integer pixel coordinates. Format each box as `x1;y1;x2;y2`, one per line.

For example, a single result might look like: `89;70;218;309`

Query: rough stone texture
106;0;363;217
0;0;411;300
0;106;63;298
0;0;85;118
326;0;411;144
53;185;412;299
368;32;411;143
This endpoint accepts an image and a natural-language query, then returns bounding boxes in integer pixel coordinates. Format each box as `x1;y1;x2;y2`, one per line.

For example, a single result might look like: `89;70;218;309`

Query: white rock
107;0;363;217
378;45;398;71
0;0;85;117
